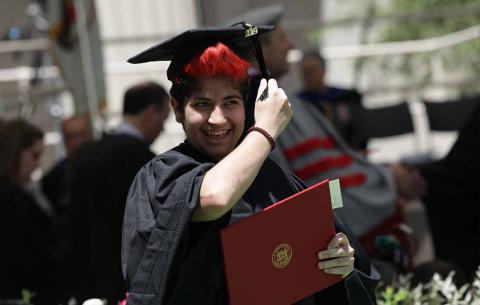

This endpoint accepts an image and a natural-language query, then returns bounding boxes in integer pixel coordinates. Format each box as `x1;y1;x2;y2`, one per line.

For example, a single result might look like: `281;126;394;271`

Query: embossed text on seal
272;243;293;269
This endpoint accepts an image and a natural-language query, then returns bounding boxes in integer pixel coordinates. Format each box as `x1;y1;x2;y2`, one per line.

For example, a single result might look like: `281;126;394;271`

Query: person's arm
192;79;292;222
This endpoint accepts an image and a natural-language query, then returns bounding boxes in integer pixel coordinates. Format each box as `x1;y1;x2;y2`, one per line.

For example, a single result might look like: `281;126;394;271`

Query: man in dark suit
68;81;170;303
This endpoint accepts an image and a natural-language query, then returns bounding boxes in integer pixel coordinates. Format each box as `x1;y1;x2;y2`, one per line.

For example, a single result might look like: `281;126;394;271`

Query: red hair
184;43;250;81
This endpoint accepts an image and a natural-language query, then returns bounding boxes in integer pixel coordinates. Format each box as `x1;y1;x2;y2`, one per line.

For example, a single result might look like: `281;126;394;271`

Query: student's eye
193;101;210;108
225;99;241;106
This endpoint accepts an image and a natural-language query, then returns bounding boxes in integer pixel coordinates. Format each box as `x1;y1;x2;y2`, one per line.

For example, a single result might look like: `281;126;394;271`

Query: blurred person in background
62;115;95;155
416;103;479;281
0;119;61;304
41;115;94;214
67;81;170;304
233;4;479;285
230;4;427;273
298;51;365;150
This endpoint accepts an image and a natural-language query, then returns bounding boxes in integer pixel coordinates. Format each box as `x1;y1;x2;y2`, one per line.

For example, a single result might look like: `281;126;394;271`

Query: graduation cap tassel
241;22;270;101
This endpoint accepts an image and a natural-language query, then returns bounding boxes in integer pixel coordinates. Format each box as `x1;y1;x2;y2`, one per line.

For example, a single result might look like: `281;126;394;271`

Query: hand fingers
318;246;353;260
268;78;278;94
318;256;354;269
327;232;349;249
412;170;428;192
403;175;427;199
318;256;354;278
255;78;268;101
412;183;427;198
400;165;428;197
406;167;427;185
276;88;288;101
275;88;290;108
322;265;354;278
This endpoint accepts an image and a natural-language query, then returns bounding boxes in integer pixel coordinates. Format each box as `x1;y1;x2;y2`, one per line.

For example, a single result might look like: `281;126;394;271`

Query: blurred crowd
0;81;170;304
0;3;478;305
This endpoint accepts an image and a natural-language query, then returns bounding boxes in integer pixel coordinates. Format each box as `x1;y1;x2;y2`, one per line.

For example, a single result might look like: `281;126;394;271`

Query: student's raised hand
317;232;355;278
254;78;292;140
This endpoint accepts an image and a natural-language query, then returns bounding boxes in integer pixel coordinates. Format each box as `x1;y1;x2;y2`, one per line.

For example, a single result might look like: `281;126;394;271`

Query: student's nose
208;106;227;125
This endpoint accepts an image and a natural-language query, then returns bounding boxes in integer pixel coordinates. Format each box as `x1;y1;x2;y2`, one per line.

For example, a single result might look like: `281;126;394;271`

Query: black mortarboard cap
221;5;285;100
127;24;274;81
224;4;285;27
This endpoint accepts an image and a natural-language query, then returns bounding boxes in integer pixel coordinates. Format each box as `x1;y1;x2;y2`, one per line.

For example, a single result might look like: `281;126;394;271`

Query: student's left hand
317;232;355;278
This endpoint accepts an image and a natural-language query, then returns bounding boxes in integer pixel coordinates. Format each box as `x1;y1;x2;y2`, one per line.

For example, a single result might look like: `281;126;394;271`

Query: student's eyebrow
223;94;242;100
191;96;211;101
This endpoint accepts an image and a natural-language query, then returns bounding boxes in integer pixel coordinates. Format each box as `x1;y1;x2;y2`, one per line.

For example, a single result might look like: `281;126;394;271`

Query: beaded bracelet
247;126;276;151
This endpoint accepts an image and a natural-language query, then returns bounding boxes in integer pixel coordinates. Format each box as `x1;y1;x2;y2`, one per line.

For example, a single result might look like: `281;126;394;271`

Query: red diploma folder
220;179;343;305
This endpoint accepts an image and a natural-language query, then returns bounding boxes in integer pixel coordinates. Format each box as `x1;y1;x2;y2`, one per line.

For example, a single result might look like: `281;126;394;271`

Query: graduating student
122;24;379;305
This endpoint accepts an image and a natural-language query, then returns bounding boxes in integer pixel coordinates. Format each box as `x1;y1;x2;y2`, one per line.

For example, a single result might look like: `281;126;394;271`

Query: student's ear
170;98;184;123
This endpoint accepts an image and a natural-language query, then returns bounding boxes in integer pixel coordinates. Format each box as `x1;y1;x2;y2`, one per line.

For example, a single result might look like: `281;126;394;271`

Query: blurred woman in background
0;119;59;304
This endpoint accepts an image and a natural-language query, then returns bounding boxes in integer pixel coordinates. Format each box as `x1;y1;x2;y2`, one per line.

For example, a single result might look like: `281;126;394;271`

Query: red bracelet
247;126;276;151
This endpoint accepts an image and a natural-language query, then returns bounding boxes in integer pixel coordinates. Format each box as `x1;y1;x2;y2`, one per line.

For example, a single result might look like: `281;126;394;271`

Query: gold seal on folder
272;243;292;269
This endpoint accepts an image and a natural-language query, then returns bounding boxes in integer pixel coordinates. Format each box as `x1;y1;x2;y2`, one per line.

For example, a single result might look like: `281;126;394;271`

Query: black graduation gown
68;134;155;303
0;181;60;302
418;103;479;280
41;158;69;214
122;142;379;305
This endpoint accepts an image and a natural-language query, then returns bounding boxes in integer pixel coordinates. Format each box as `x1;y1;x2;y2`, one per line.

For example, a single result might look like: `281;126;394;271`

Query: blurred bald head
62;115;93;156
225;4;294;79
300;51;327;92
260;23;294;79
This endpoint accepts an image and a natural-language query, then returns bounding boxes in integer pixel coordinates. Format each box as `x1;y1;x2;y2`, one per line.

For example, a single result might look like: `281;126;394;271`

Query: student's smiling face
172;77;245;161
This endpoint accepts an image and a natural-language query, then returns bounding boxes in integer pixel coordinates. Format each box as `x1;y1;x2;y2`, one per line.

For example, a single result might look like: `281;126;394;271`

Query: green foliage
376;267;480;305
382;0;479;41
373;0;480;91
378;286;408;305
21;289;34;305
